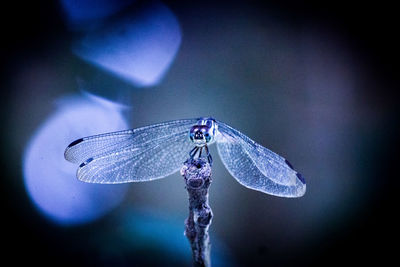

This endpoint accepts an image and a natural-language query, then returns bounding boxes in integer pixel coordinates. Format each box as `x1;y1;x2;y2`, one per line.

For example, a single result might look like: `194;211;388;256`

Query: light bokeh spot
23;95;129;225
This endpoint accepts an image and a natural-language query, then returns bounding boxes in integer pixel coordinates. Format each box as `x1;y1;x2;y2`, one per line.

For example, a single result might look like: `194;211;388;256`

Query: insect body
65;117;306;197
189;118;217;164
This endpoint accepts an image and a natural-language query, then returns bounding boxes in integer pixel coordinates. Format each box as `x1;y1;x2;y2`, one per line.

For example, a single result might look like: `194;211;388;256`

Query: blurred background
1;0;399;266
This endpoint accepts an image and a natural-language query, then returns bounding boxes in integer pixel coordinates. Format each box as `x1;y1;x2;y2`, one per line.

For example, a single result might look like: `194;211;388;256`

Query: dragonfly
64;117;306;197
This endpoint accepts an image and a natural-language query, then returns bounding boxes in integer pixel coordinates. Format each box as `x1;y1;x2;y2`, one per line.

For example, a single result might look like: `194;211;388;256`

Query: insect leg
205;145;213;166
189;147;199;159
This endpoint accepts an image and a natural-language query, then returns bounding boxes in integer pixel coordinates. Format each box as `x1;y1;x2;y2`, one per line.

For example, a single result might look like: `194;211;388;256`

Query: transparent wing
64;119;197;183
65;119;197;163
216;120;306;197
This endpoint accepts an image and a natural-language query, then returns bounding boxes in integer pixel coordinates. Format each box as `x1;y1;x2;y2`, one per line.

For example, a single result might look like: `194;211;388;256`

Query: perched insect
65;117;306;197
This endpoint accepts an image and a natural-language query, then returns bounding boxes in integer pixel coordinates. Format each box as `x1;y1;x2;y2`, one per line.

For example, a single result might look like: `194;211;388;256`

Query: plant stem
180;157;213;267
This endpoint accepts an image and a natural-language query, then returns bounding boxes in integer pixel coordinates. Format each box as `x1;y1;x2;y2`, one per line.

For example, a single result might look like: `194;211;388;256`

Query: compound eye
204;132;211;142
189;131;195;142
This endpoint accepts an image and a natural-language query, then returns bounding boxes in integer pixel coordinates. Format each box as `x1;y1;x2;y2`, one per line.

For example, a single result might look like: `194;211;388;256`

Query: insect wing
216;121;306;197
65;119;197;183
